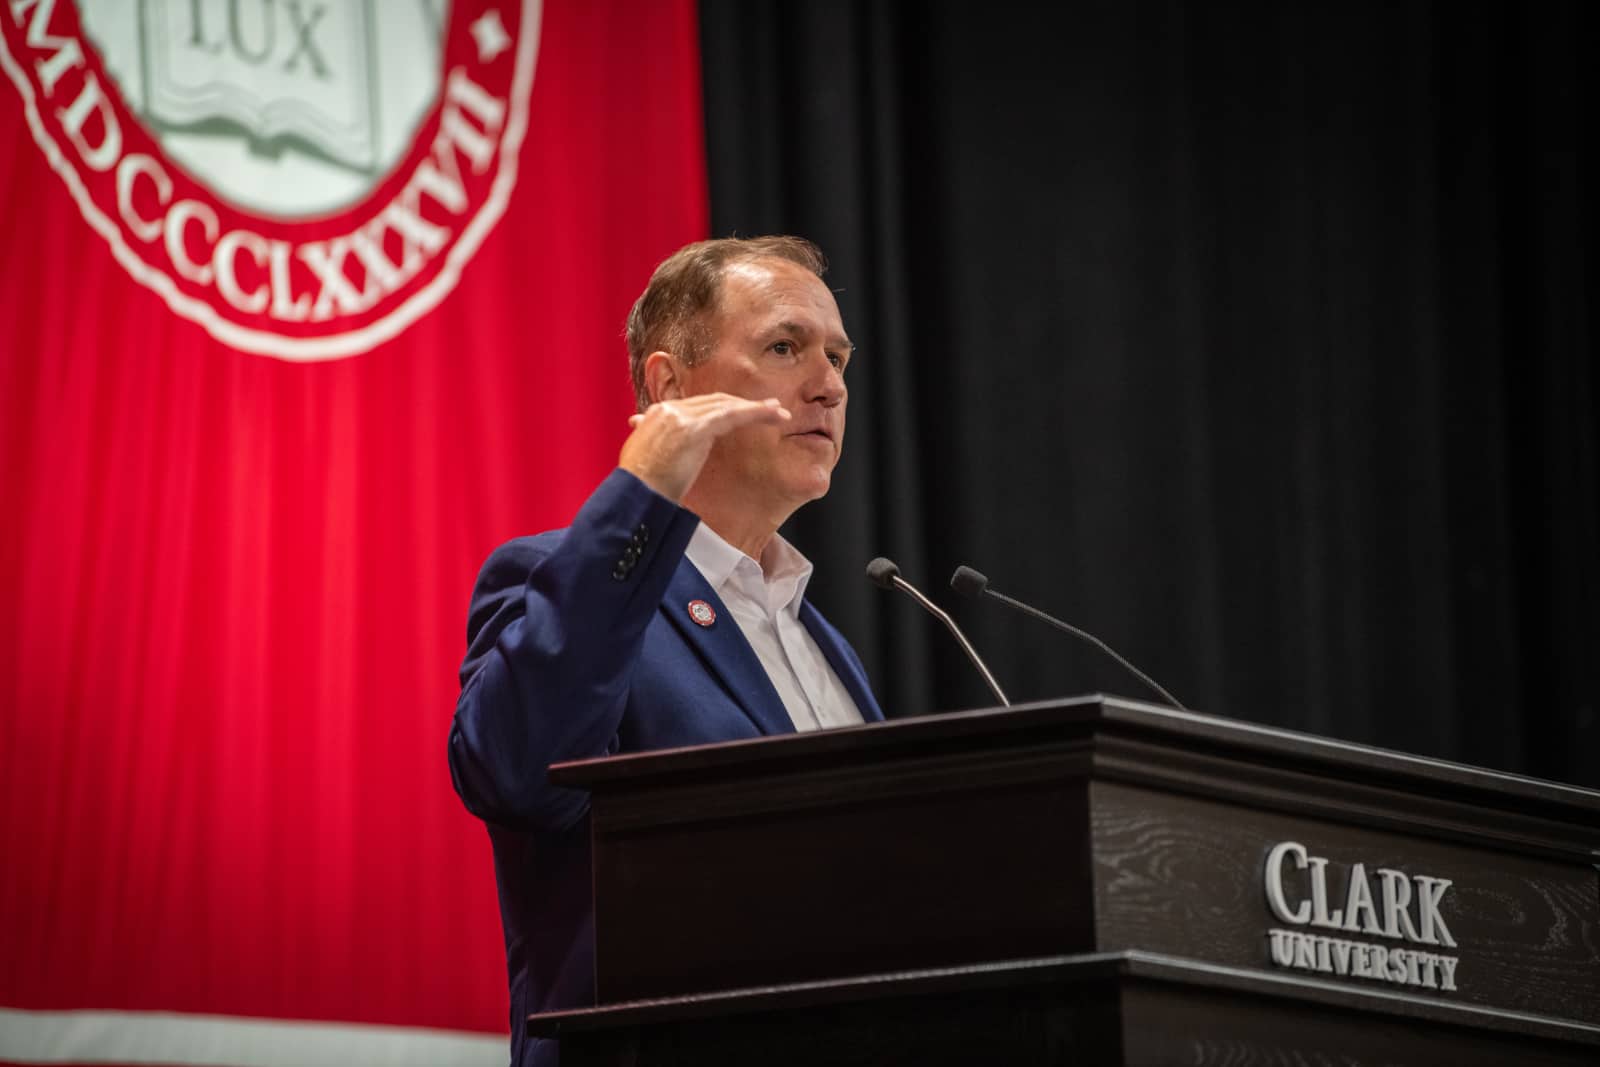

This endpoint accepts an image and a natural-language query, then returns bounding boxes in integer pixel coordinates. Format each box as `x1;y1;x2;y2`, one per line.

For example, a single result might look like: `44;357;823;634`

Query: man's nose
807;352;847;406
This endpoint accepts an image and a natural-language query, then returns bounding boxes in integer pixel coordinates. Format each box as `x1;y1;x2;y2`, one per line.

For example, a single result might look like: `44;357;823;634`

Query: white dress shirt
683;523;865;732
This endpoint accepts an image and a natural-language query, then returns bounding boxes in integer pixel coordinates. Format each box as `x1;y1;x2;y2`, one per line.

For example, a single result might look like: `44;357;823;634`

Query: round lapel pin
687;599;716;627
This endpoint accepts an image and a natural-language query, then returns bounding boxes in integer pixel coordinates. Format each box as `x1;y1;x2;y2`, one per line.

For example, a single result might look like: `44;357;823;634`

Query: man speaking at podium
448;236;884;1066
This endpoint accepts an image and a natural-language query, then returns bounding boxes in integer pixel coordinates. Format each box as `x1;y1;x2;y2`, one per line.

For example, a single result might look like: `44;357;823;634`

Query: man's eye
772;341;794;356
827;352;845;369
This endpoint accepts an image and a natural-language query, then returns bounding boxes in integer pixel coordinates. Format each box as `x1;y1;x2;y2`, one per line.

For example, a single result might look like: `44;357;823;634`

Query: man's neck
682;489;790;569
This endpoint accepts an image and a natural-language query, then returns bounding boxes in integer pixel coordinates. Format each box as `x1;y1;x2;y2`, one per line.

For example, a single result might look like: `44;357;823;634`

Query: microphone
950;565;1187;711
867;557;1010;707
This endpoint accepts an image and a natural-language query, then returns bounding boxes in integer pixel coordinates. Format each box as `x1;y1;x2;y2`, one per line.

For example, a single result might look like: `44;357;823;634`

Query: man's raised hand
619;394;790;502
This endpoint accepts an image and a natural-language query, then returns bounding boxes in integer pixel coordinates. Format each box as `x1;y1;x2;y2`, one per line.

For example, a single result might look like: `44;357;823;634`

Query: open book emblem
137;0;388;178
4;0;540;359
75;0;450;216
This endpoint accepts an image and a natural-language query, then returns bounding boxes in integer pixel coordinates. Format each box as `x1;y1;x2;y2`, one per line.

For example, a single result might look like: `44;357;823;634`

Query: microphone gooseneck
866;558;1010;707
950;565;1187;712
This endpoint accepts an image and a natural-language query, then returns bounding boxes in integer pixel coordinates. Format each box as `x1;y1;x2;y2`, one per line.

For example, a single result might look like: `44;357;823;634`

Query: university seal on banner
1;0;540;360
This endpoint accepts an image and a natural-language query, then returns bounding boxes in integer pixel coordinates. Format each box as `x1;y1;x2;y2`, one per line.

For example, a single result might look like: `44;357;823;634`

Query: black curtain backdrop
697;1;1596;788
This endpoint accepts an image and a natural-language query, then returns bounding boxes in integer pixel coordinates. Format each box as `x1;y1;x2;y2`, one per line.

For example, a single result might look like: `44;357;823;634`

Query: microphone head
950;565;989;598
865;557;901;589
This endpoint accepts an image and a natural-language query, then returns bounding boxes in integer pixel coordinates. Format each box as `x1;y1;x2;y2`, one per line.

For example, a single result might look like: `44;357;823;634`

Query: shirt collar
685;522;814;617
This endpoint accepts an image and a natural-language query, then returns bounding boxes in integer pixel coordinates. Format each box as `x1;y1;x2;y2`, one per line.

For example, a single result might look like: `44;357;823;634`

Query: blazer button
612;564;628;581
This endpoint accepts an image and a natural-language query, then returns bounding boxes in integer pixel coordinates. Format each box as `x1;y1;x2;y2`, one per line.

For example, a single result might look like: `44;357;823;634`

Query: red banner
0;0;706;1060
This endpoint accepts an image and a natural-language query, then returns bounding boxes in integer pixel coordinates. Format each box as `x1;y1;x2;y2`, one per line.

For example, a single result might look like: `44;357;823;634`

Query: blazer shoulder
475;470;690;594
464;530;566;645
475;530;566;591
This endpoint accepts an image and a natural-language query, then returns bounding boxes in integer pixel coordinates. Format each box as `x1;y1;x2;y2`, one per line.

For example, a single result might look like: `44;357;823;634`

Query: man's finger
701;398;791;430
656;393;783;415
640;395;791;429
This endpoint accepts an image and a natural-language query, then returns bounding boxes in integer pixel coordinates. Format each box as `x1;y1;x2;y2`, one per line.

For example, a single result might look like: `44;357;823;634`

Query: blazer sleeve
447;468;699;831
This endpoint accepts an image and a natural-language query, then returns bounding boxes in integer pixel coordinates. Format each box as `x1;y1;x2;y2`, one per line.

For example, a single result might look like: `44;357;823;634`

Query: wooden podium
528;696;1600;1065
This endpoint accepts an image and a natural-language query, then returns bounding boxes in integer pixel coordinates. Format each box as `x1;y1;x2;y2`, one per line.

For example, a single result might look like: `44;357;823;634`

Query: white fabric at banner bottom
0;1007;505;1066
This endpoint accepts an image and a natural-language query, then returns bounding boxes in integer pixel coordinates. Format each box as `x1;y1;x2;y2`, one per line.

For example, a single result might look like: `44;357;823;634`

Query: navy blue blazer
448;468;883;1067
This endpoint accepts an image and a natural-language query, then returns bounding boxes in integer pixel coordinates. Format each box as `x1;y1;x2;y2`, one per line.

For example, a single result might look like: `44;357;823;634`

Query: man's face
676;256;851;517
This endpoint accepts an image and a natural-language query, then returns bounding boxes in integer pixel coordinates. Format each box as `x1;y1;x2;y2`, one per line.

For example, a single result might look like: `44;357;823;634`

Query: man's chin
796;473;834;505
771;469;833;510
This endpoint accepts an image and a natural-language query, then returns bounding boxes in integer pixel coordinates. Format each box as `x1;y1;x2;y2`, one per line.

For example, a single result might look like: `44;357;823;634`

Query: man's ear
643;350;684;404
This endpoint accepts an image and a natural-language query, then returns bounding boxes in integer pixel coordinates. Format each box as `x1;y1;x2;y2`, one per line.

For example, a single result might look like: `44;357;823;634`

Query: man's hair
625;235;828;411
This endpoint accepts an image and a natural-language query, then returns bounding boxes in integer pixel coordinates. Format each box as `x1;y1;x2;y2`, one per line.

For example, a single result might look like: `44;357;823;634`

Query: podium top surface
549;694;1600;832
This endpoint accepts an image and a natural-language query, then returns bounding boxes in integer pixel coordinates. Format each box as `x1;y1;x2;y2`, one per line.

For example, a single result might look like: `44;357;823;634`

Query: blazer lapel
799;601;885;723
662;560;795;737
